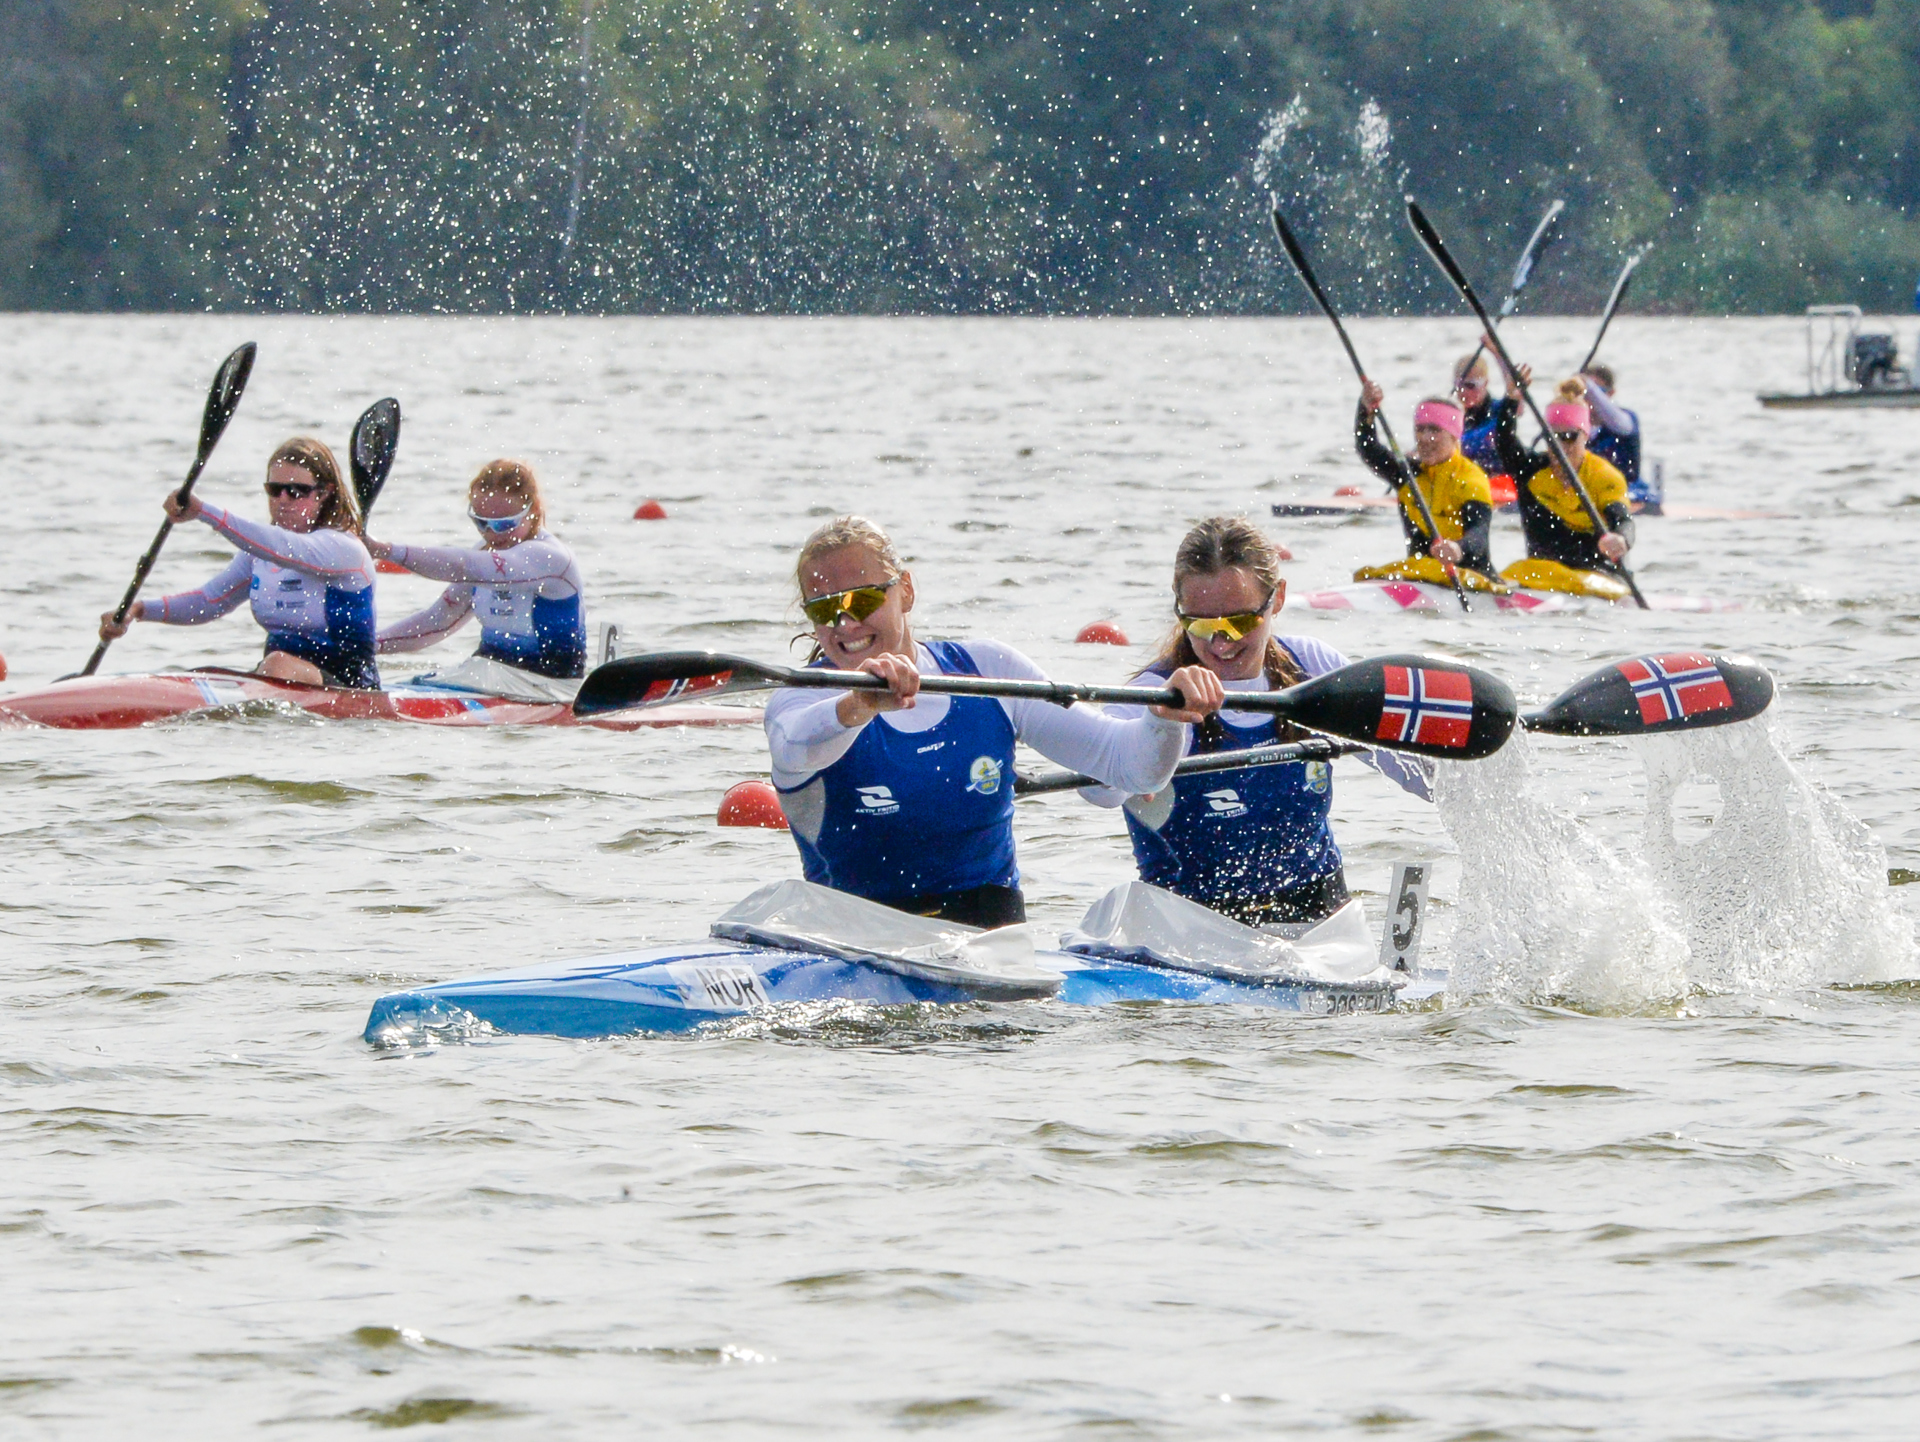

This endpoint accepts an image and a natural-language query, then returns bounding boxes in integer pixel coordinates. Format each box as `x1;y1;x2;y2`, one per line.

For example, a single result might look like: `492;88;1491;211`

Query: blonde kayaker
371;460;587;679
1083;517;1431;926
1352;383;1500;589
97;437;378;688
1493;374;1636;598
765;515;1224;928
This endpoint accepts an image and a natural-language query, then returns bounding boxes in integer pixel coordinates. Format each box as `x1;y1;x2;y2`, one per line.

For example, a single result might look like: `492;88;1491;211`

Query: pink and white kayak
1301;581;1742;615
0;668;760;731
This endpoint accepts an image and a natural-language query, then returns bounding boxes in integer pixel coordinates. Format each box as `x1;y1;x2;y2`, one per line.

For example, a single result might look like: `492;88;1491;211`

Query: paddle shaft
1459;200;1565;378
776;663;1310;715
1406;199;1649;609
1578;246;1649;373
1269;204;1470;613
79;457;213;677
1015;738;1363;797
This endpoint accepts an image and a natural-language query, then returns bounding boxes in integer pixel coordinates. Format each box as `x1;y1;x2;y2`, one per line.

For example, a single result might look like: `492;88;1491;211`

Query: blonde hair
269;437;358;535
793;515;903;599
1555;377;1587;404
469;459;545;532
1148;517;1305;746
1453;353;1490;384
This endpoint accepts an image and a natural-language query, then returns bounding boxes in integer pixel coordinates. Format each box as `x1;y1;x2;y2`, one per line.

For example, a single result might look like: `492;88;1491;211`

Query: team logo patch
856;785;900;816
966;756;1003;796
1620;654;1732;726
1305;761;1331;794
1377;666;1475;749
1202;787;1248;818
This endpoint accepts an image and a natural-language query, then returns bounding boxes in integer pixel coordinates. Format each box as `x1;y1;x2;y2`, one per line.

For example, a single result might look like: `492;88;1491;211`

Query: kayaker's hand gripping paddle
575;649;1521;761
81;342;258;677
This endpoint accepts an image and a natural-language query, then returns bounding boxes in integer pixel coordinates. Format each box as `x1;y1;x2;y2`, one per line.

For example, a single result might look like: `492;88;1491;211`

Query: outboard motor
1848;332;1899;388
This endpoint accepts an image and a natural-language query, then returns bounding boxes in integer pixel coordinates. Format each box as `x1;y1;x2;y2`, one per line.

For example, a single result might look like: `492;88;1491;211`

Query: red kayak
0;668;760;731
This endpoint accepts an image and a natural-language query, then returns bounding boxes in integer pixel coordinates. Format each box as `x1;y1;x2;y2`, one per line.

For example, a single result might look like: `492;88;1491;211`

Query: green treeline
2;0;1917;313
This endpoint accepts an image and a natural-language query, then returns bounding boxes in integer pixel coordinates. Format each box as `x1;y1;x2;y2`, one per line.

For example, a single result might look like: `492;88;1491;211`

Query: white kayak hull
1301;581;1741;615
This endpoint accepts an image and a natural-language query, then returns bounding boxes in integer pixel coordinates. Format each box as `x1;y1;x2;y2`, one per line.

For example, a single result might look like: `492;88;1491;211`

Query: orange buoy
1075;621;1129;646
717;780;788;830
1333;484;1363;497
376;559;408;575
0;651;7;681
1274;541;1294;561
1489;472;1518;506
633;499;668;520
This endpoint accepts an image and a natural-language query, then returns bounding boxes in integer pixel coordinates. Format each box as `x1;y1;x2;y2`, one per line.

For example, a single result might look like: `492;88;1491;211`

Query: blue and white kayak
364;879;1410;1043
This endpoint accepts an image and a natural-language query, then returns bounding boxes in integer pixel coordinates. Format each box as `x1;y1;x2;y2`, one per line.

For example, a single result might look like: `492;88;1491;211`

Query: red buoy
1334;484;1363;497
376;559;408;575
633;500;668;520
1075;621;1129;646
717;780;788;830
0;651;7;681
1490;473;1518;506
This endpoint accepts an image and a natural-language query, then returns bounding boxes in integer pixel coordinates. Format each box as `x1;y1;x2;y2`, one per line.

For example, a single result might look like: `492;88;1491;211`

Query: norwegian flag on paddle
1376;665;1477;750
1523;652;1774;737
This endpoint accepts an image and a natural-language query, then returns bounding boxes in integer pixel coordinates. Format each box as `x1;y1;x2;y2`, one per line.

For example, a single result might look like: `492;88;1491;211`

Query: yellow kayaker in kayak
1492;374;1636;599
1352;383;1502;591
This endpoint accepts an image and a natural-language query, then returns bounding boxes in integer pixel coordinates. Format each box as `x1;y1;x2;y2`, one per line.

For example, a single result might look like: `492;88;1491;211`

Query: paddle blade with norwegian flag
1523;653;1774;737
1274;654;1517;760
574;651;779;716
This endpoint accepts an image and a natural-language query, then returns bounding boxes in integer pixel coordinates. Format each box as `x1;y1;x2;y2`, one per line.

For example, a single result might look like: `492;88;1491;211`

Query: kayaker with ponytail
1352;383;1499;589
96;437;379;688
371;460;587;679
766;515;1225;929
1493;373;1637;599
1083;517;1431;927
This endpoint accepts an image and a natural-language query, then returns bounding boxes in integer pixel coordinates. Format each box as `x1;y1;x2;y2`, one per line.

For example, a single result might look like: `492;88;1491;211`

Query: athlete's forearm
377;587;473;652
145;555;251;625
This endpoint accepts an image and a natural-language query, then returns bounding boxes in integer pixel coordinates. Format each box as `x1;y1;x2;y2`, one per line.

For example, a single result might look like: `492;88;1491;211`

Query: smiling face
265;459;329;534
1176;565;1280;682
802;545;915;668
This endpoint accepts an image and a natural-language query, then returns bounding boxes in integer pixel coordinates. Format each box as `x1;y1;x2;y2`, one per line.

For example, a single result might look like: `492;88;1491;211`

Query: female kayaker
371;460;587;679
1084;516;1430;927
1580;364;1651;505
1492;374;1636;598
1352;383;1498;589
97;437;378;688
767;515;1225;929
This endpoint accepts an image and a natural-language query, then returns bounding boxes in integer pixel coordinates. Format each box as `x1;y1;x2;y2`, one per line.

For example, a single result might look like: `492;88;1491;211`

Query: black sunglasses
264;480;323;500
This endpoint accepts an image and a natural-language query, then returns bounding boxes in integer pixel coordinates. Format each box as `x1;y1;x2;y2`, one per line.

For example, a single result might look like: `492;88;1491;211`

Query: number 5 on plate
1379;863;1433;976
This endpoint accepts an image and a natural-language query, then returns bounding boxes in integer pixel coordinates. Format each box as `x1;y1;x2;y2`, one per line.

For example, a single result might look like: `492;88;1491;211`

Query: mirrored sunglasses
802;581;896;628
469;506;532;534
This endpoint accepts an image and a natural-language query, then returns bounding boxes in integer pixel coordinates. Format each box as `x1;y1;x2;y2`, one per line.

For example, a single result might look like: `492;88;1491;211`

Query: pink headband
1412;400;1464;439
1544;401;1590;433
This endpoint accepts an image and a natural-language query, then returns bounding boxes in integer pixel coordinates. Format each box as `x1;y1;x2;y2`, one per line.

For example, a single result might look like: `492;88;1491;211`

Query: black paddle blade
198;342;257;462
1279;654;1517;760
1406;197;1475;299
573;651;775;716
350;398;401;518
1523;654;1774;737
1269;202;1337;322
1510;198;1565;293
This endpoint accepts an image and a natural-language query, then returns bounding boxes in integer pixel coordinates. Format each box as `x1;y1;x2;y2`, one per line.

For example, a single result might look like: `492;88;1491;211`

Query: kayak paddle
1577;244;1652;374
81;342;258;676
573;649;1519;760
350;398;401;518
1269;200;1472;614
1523;653;1773;737
1405;196;1651;611
1458;198;1565;378
1015;737;1365;797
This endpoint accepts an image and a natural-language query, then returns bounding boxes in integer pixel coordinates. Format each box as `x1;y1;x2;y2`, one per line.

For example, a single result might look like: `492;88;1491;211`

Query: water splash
1434;723;1917;1010
1433;736;1689;1010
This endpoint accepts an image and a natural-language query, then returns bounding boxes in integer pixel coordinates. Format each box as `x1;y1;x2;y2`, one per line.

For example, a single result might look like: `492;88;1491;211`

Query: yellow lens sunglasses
802;580;896;628
1178;590;1274;643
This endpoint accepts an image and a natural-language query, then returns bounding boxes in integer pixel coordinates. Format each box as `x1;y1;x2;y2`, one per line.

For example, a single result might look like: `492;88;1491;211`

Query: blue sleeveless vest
1124;658;1341;910
781;641;1019;902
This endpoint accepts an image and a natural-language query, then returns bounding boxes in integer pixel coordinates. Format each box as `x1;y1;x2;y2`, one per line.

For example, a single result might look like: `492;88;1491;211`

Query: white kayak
364;879;1415;1042
1302;580;1742;615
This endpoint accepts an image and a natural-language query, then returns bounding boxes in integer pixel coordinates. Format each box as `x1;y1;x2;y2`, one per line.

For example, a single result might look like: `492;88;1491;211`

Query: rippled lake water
4;314;1918;1437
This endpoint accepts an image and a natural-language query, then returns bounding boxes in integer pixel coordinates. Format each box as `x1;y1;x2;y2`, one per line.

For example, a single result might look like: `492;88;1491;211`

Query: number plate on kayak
667;962;771;1012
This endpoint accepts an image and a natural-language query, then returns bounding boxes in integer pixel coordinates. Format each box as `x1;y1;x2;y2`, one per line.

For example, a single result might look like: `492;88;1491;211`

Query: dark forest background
2;0;1917;313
